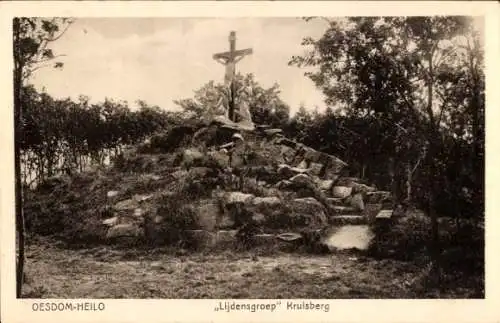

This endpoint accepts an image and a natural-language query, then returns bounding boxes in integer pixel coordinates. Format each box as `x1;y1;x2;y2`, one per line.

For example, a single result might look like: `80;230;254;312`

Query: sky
30;18;330;114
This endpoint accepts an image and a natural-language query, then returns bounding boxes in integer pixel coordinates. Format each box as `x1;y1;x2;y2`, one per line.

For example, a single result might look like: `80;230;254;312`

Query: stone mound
95;123;395;251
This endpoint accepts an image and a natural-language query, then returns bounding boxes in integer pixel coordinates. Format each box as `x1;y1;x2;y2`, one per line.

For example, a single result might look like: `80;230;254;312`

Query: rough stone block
350;193;365;211
102;216;119;226
214;230;238;248
194;201;220;231
332;186;353;199
106;223;142;239
188;230;216;248
364;203;384;223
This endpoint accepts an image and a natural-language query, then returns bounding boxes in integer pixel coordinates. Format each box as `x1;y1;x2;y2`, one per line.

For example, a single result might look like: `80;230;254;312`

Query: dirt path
22;238;432;299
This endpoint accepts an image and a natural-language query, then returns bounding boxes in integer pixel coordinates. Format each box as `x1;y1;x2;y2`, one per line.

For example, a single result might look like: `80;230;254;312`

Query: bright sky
30;18;330;114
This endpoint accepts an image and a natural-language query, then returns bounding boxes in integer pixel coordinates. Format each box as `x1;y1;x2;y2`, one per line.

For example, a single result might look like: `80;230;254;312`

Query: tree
13;17;73;297
174;73;290;128
290;16;482;281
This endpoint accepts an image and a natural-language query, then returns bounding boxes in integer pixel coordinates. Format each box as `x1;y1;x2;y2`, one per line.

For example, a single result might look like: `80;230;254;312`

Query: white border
1;2;499;323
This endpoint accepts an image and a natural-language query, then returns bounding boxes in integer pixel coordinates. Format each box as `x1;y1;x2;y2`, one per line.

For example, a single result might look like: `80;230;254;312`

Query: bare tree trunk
426;46;441;286
388;157;397;206
428;153;441;285
405;162;412;205
13;32;25;296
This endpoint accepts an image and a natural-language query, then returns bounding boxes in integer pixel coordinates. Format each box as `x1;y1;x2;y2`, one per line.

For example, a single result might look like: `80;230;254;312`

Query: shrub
368;211;432;261
150;125;201;153
151;191;198;246
113;154;157;173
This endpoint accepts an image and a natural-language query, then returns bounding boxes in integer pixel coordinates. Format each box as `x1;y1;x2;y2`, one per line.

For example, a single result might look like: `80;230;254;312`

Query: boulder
326;197;345;207
277;164;308;179
223;192;255;206
275;180;293;190
376;209;394;220
303;147;321;163
133;208;145;219
264;128;283;137
364;203;384;223
245;165;278;183
187;167;213;179
309;162;324;176
207;150;230;168
332;186;353;199
247;197;287;227
135;194;154;203
280;145;297;162
107;190;119;199
214;230;238;248
217;211;235;229
350;193;365;211
277;232;303;242
229;144;248;168
276;137;298;149
193;201;220;231
170;169;189;180
351;183;376;195
318;179;334;191
114;198;139;211
290;173;313;187
188;230;216;248
252;196;281;207
142;174;162;181
103;217;119;226
335;177;360;187
289;197;328;228
106;224;142;239
181;148;204;168
262;187;283;198
325;155;348;174
251;213;267;225
291;154;307;168
324;168;340;180
297;159;308;169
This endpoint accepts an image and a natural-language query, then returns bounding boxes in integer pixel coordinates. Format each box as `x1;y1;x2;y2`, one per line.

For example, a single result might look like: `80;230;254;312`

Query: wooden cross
213;31;253;122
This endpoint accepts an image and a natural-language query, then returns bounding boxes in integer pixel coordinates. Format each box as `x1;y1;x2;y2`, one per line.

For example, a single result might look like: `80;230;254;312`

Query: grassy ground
21;236;481;299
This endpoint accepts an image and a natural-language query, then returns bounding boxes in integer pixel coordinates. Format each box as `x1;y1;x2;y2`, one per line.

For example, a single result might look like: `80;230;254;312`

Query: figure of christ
213;31;253;121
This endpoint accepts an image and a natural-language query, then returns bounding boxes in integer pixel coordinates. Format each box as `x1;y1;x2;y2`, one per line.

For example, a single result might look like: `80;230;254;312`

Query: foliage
13;17;76;298
20;85;174;187
23;172;109;245
289;16;484;221
369;213;432;261
155;192;198;246
174;73;291;128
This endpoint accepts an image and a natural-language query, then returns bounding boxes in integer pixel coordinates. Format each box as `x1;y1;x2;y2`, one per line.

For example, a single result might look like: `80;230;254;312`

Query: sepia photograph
9;13;487;302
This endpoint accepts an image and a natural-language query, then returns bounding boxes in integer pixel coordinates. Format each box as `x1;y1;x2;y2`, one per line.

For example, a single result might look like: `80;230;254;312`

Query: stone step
328;215;368;225
326;197;345;206
330;205;361;215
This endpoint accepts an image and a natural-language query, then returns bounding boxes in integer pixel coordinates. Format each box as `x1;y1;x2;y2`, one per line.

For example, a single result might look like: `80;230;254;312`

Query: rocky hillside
24;120;396;251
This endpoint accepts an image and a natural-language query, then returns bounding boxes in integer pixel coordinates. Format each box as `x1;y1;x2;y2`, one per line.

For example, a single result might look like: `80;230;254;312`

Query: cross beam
213;48;253;62
213;31;253;122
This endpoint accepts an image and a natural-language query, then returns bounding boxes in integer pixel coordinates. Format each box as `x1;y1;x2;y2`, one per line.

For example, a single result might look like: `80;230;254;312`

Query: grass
21;236;482;299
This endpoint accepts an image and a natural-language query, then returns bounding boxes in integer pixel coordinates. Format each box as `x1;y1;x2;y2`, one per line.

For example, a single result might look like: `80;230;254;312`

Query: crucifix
213;31;253;122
